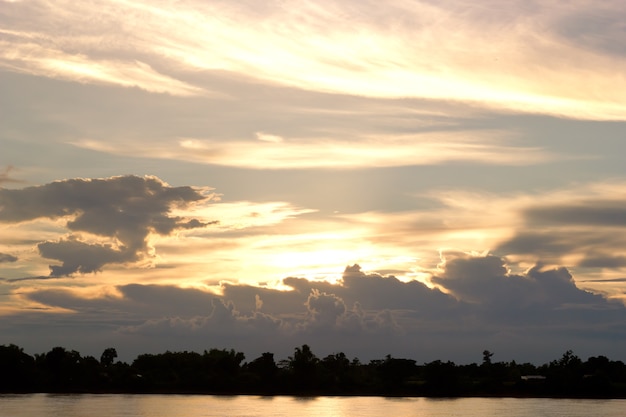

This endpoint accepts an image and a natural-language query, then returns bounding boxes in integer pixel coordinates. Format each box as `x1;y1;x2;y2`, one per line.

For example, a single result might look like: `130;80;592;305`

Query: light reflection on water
1;394;625;417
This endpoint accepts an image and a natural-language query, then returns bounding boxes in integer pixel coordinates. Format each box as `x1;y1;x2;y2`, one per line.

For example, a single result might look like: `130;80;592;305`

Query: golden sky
1;0;626;363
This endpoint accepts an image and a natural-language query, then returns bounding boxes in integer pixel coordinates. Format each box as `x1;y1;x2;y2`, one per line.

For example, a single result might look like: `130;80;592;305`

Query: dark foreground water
1;394;625;417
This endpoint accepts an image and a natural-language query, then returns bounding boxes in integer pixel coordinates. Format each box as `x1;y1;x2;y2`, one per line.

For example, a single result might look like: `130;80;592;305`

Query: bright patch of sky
1;0;626;364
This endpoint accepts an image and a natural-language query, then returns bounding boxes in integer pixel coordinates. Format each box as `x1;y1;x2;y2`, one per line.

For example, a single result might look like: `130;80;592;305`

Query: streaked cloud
0;37;203;96
1;0;625;119
493;182;626;272
4;175;626;296
72;132;551;169
2;0;626;365
255;132;284;144
0;253;17;263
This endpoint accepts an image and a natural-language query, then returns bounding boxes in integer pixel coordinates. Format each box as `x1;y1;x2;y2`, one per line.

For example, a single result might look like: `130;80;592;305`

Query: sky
1;0;626;365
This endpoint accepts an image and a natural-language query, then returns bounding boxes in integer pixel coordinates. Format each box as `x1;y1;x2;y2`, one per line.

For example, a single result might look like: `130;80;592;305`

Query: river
1;394;625;417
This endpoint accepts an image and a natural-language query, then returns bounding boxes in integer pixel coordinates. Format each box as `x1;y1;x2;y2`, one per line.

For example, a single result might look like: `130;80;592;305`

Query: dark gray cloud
579;278;626;283
431;254;614;327
0;175;207;224
579;255;626;269
9;256;626;363
37;238;135;276
0;253;18;263
304;290;347;326
282;264;458;314
525;202;626;227
497;232;573;257
219;264;461;326
0;175;215;276
5;275;58;282
497;198;626;270
26;283;216;320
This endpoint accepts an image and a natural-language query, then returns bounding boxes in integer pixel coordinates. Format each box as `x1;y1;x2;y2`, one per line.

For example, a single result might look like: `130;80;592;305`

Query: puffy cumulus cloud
339;264;456;314
14;269;427;357
427;254;626;360
0;175;216;276
22;284;288;334
6;257;626;362
300;289;393;334
277;265;461;321
120;298;285;336
221;267;434;337
0;253;17;263
304;289;346;326
114;297;293;356
432;253;608;313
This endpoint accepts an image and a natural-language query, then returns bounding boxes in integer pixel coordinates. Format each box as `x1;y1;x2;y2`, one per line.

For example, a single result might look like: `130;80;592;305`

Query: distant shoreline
3;391;626;400
3;344;626;399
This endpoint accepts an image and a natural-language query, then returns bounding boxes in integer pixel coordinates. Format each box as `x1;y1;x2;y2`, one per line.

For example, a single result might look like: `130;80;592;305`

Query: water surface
1;394;624;417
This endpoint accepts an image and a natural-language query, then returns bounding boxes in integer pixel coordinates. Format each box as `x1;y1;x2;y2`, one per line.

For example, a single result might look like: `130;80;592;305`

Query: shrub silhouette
2;344;626;398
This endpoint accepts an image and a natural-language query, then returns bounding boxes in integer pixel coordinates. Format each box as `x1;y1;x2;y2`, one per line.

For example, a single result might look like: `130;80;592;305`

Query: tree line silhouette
2;344;626;398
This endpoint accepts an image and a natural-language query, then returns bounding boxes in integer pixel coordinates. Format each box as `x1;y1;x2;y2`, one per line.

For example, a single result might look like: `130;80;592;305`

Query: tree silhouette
41;346;83;390
247;352;278;380
2;343;626;397
100;347;118;367
376;354;418;393
544;350;584;395
482;350;494;366
203;348;246;391
0;344;35;391
288;344;319;391
244;352;279;392
319;352;353;392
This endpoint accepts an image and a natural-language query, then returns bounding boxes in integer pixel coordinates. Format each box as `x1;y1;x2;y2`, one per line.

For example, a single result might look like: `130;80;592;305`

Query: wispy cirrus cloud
1;0;625;119
3;0;626;366
71;132;552;169
0;37;203;96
